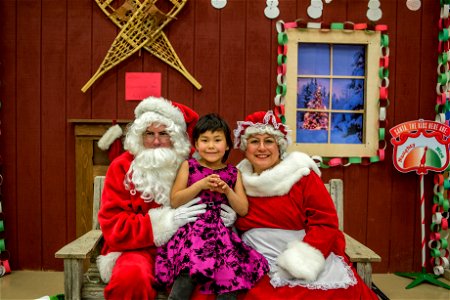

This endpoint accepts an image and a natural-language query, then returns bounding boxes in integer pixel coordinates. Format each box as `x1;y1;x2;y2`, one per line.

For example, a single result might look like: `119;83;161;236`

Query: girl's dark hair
193;113;233;162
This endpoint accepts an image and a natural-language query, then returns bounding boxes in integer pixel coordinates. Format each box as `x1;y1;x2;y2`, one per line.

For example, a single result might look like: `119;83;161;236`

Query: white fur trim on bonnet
233;110;292;149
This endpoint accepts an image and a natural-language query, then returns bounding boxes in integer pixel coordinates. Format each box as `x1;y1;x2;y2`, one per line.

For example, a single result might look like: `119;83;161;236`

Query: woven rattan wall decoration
81;0;202;93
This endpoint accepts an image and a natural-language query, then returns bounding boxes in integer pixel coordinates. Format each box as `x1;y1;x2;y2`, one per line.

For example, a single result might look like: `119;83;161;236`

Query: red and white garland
274;20;389;168
430;1;450;276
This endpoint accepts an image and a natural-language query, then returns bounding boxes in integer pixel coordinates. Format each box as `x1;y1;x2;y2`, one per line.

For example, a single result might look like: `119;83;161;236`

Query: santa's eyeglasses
143;130;171;142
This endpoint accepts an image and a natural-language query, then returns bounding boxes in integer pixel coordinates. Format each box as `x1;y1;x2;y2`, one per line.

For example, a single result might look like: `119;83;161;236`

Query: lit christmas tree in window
302;84;329;130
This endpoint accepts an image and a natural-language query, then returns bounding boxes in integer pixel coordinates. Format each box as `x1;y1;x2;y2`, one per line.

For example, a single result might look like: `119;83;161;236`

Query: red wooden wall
0;0;442;273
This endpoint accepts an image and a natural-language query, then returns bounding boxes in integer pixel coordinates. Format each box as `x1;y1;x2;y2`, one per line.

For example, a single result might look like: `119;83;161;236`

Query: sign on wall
390;119;450;174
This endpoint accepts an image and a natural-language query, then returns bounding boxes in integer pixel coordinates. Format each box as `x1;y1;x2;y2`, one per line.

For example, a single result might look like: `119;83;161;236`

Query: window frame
284;28;381;158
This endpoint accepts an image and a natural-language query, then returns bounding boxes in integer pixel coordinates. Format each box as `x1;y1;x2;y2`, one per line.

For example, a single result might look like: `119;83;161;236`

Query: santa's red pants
104;250;157;300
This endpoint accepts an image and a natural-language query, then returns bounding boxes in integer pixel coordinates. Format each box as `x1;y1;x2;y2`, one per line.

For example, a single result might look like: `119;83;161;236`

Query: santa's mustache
125;147;181;203
133;148;180;170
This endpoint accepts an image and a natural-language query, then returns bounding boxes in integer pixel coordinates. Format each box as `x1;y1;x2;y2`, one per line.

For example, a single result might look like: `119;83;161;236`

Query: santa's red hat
134;96;198;141
98;124;124;162
123;96;198;157
234;110;291;156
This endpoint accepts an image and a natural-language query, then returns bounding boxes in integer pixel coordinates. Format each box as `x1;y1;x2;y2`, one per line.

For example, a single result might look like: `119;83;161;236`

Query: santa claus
97;97;236;300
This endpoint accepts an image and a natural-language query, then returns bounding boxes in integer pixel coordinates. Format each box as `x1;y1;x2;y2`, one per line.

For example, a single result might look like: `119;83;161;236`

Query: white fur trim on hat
237;151;321;197
234;110;292;149
98;124;123;150
97;251;122;283
148;206;179;247
134;96;186;132
277;240;325;282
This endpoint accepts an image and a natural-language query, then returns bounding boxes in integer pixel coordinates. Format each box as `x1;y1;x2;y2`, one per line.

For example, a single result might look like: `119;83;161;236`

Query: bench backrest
92;176;344;231
92;176;105;230
324;179;344;231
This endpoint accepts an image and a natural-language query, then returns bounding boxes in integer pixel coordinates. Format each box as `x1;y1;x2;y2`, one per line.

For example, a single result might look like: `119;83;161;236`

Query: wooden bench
55;176;380;299
325;179;381;287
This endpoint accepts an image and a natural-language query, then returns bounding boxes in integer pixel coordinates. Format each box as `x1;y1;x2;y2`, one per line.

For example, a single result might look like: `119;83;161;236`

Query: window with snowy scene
284;29;381;157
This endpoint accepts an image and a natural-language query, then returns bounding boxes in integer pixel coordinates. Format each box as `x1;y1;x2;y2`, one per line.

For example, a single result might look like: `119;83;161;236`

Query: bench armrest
55;229;103;259
344;233;381;263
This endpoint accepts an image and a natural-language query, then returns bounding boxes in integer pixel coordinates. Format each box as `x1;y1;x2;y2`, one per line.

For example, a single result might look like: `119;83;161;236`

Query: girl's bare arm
216;171;248;216
171;161;220;208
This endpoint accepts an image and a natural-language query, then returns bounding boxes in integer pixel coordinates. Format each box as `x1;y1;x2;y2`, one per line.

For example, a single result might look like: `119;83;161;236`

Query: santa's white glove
173;197;207;227
149;197;206;247
220;204;237;227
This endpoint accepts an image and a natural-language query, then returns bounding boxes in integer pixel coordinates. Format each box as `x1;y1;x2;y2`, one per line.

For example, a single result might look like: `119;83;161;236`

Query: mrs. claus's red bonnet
234;110;291;149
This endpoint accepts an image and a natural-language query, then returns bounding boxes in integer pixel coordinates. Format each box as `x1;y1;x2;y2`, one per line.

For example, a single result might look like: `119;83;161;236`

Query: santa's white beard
125;147;183;205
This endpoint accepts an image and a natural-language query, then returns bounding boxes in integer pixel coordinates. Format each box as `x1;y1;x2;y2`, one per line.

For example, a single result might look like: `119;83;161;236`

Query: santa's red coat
98;152;163;299
99;152;160;255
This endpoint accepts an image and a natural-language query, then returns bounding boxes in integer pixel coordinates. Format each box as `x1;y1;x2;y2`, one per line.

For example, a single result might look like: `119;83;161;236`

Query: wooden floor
372;273;450;300
0;271;64;300
0;271;449;299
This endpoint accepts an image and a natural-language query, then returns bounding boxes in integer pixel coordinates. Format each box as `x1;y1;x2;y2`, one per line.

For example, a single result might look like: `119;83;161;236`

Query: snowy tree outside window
284;29;381;158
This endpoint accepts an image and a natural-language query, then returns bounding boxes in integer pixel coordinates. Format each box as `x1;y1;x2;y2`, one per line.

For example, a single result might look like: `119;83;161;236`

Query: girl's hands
200;174;230;195
213;178;231;195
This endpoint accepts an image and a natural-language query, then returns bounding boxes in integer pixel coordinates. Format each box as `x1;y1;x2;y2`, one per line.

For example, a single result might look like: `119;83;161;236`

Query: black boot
216;292;237;300
168;273;196;300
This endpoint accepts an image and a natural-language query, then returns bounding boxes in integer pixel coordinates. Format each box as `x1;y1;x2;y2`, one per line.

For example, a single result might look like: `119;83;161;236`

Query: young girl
155;114;269;300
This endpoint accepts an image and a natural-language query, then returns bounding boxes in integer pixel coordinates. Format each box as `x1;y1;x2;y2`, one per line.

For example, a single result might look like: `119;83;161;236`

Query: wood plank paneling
245;1;274;115
116;52;144;119
16;0;42;269
390;1;422;272
193;0;220;115
0;0;18;270
166;0;196;105
66;0;94;250
67;0;92;119
116;58;144;120
41;0;68;270
418;2;441;273
341;0;369;246
0;0;446;273
66;0;95;245
218;0;246;164
142;37;169;102
365;0;397;273
91;4;118;118
219;1;246;123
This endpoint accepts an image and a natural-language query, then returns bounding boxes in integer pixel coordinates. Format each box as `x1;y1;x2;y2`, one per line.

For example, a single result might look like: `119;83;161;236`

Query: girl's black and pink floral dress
155;158;268;294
